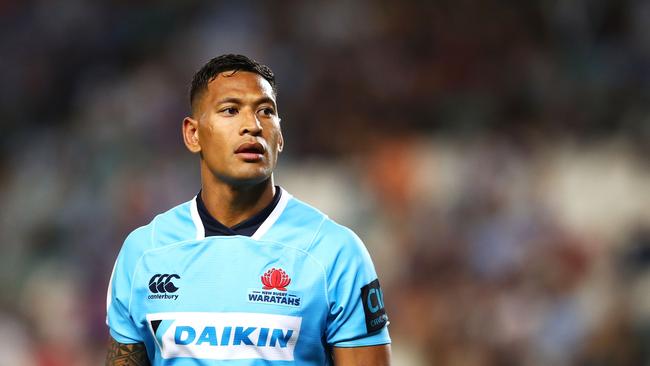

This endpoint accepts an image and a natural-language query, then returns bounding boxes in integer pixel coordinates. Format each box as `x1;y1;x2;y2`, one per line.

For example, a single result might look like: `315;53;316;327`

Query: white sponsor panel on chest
146;312;302;361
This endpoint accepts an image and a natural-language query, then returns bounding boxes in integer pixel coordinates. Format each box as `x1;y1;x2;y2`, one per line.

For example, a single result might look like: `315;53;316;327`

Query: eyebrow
215;96;276;107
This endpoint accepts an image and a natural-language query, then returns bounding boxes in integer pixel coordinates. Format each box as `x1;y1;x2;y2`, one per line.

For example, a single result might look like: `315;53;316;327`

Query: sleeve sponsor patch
360;279;388;333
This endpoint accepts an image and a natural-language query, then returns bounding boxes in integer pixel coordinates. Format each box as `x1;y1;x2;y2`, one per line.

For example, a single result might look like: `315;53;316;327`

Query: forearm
106;338;150;366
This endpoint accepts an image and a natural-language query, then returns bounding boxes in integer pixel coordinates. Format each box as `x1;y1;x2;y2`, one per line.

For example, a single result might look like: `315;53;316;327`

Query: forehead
205;71;275;102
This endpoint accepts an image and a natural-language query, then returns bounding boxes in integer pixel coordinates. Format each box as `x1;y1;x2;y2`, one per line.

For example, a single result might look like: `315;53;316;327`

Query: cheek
200;121;227;143
267;123;283;149
269;133;283;155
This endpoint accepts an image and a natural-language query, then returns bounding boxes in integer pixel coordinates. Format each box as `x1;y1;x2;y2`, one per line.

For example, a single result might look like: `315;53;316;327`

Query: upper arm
310;221;391;346
107;226;152;343
106;338;150;366
332;344;391;366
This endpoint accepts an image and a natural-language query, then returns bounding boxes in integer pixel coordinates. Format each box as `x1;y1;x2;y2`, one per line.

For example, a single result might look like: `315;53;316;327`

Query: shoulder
309;216;372;266
119;198;197;260
314;217;363;246
281;193;371;267
260;191;326;248
281;192;328;227
264;190;367;258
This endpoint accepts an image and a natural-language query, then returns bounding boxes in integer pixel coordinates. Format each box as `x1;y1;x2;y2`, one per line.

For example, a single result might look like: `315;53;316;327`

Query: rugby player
106;54;391;365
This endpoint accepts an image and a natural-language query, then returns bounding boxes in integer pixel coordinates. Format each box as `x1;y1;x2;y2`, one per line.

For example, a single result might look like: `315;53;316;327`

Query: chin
204;159;273;186
230;167;273;185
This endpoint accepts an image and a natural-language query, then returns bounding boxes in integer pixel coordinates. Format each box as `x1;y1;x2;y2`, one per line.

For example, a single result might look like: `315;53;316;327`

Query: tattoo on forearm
106;339;150;366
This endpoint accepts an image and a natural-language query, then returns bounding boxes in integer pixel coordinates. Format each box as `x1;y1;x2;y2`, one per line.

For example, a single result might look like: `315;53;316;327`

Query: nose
240;110;262;136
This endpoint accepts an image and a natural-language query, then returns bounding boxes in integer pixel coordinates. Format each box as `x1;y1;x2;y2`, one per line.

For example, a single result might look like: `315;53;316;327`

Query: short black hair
189;54;276;113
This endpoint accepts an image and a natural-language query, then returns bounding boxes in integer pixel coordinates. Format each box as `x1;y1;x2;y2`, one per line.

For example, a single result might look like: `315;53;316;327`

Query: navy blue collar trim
196;187;282;237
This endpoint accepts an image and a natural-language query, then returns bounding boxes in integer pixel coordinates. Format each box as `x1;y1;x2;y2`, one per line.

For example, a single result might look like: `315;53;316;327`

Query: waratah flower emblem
261;268;291;291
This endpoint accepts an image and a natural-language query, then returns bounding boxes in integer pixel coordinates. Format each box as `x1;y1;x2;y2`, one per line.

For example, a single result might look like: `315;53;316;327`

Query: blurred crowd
0;1;648;365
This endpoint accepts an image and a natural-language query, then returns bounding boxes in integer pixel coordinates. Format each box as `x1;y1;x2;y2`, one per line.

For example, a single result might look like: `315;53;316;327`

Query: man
106;54;391;365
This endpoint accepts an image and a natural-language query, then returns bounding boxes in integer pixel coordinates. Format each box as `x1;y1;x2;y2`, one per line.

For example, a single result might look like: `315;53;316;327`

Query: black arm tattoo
106;338;150;366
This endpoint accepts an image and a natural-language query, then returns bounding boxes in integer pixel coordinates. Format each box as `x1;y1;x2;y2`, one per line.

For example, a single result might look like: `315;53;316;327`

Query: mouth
234;141;266;162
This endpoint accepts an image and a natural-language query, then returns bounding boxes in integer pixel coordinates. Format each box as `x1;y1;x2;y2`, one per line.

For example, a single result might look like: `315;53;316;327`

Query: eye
220;107;238;115
258;107;275;117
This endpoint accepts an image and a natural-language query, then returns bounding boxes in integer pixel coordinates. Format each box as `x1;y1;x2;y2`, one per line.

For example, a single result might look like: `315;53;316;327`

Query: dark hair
189;54;276;113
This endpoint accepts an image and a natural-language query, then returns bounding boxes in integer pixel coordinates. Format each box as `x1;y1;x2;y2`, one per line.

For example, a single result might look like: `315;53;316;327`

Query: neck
200;175;276;228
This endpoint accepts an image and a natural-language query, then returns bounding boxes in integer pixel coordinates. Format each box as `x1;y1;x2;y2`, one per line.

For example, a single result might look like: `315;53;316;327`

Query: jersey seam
139;235;326;271
305;216;331;332
137;236;230;256
305;216;327;253
309;217;330;305
127;214;159;314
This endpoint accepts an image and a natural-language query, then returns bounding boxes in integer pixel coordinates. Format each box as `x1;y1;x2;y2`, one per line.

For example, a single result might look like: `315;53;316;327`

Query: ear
182;117;201;154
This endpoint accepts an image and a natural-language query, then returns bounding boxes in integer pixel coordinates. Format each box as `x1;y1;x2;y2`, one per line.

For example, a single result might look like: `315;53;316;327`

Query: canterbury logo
149;274;180;293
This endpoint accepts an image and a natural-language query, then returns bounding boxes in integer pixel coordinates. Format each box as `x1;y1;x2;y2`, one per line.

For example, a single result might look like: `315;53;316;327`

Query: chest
129;237;328;362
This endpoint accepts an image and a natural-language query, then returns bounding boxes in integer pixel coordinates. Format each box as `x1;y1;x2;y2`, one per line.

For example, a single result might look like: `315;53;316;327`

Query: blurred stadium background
0;1;649;365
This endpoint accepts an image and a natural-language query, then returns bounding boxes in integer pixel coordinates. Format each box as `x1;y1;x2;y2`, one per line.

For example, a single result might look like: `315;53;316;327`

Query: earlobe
182;117;201;154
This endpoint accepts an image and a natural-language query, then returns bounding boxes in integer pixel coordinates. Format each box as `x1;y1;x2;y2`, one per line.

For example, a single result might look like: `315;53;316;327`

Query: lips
235;141;265;161
235;142;265;154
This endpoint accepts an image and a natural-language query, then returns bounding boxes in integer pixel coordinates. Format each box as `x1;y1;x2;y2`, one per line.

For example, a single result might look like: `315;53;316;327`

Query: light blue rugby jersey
107;188;390;365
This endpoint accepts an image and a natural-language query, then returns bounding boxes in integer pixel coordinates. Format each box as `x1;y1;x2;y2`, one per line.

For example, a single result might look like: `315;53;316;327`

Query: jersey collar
189;186;291;240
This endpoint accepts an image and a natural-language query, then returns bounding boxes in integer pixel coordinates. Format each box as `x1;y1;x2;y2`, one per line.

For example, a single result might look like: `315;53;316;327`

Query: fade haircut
189;54;276;115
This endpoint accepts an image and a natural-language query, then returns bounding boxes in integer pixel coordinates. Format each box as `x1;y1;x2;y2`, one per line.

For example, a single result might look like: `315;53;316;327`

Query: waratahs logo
248;268;301;307
261;268;291;291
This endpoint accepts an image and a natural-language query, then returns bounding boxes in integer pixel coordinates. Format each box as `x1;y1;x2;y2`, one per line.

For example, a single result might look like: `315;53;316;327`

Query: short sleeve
314;221;391;347
106;226;151;344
